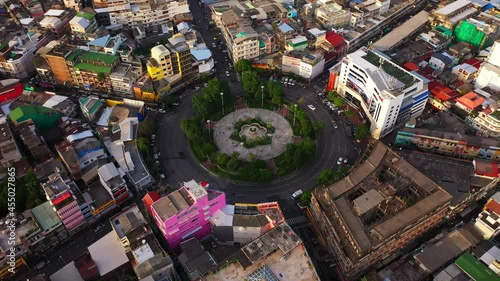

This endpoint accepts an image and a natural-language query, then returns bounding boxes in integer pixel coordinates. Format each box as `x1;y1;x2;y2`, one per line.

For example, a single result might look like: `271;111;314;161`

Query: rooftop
314;142;452;259
361;50;418;88
178;238;217;280
434;0;472;16
151;187;195;221
88;231;129;276
110;204;147;240
455;252;500;281
241;223;301;263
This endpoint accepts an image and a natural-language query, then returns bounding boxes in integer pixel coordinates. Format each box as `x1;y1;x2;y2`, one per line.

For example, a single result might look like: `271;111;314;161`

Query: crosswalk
286;216;308;226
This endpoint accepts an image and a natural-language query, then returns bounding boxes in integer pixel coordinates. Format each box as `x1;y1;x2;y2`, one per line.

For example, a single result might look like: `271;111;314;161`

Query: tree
181;118;203;142
317;169;334;185
162;94;175;107
355;124;370;140
200;73;210;83
297;138;316;160
235;59;252;73
215;152;231;167
267;81;283;105
202;143;217;156
138;119;155;137
97;72;106;82
345;109;355;117
293;149;305;168
328;91;345;108
241;71;260;100
226;158;239;171
299;190;312;206
312;121;324;133
137;137;150;153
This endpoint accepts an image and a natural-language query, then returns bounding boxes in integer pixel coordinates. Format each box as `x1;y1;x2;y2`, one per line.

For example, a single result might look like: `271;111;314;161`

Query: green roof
31;202;61;231
236;32;249;38
259;39;265;48
0;42;9;51
65;48;84;62
77;11;95;20
455;253;500;281
74;63;112;74
434;25;452;37
79;51;119;65
363;51;417;87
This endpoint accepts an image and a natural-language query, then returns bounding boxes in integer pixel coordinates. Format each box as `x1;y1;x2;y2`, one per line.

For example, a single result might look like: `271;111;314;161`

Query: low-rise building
429;0;478;29
39;9;77;38
150;180;226;249
452;58;482;82
56;140;82;179
455;91;486;112
79;96;104;122
309;142;452;279
316;2;351;29
69;11;98;37
474;192;500;239
110;63;142;98
282;51;325;80
427;80;458;111
29;201;69;254
210;202;284;245
98;163;130;205
41;172;88;236
0;34;37;79
417;25;453;51
17;124;52;164
178;238;217;280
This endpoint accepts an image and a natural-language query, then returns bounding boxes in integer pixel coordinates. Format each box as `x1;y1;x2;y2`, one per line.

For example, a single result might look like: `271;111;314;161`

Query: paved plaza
213;108;293;161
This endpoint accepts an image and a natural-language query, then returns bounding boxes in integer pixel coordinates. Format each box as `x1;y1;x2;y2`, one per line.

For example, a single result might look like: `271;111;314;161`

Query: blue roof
190;49;211;61
278;23;294;33
88;35;111;47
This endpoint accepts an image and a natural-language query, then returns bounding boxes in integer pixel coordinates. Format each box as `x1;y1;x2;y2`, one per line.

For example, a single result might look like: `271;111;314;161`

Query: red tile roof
456;92;486;110
325;31;345;47
428;81;458;102
464;58;482;69
475;160;499;178
486;199;500;215
403;62;420;71
142;191;161;215
0;81;23;104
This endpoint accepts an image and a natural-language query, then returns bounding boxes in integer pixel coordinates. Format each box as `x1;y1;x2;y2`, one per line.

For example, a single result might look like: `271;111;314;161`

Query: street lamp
261;85;265;108
220;92;224;115
293;104;298;127
207;120;211;139
59;255;66;265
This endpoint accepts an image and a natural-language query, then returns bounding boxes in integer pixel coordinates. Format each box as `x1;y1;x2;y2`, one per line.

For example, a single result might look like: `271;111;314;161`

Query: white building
95;0;189;28
110;63;142;98
476;40;500;91
69;11;98;36
335;48;429;139
474;192;500;239
0;35;36;79
282;52;325;80
190;48;215;74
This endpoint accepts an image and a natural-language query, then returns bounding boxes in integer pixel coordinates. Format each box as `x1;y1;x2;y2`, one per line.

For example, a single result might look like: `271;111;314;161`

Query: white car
337;157;343;165
226;71;230;77
160;174;165;179
333;123;338;129
307;104;316;111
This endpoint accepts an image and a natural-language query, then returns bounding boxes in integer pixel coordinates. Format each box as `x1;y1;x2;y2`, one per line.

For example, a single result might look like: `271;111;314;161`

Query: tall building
149;180;226;249
92;0;189;28
309;142;452;279
97;163;130;205
0;35;37;79
42;172;88;236
475;40;500;91
219;10;260;62
67;49;120;92
334;48;429;139
44;44;75;86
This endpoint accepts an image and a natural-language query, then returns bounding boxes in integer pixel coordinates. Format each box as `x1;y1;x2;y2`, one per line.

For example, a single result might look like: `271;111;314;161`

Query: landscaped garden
180;70;322;182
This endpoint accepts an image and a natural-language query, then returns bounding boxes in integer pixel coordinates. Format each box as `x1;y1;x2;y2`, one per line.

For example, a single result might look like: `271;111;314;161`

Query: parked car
94;223;105;233
307;104;316;111
337;157;343;165
291;189;303;200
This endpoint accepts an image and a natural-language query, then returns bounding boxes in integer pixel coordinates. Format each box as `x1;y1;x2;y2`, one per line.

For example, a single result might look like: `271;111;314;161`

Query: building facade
41;172;88;236
334;48;429;139
150;180;226;249
97;163;130;205
0;35;37;79
39;9;77;38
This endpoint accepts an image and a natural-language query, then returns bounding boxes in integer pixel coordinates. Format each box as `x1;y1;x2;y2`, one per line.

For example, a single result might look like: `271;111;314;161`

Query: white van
291;189;303;200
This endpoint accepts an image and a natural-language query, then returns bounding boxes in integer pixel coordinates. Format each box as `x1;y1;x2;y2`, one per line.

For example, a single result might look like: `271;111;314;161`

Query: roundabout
156;81;361;214
214;108;293;161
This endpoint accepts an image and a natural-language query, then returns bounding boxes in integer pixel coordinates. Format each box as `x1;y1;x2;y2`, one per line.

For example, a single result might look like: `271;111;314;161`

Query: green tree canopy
137;137;150;153
355;124;370;140
297;138;316;160
181;118;203;143
318;169;334;185
138;119;155;137
234;59;253;73
299;190;312;206
267;81;283;105
241;71;260;100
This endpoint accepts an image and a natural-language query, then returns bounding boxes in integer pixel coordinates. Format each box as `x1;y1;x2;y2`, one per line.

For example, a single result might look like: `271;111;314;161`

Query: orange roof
403;62;420;71
456;92;485;110
428;81;458;102
142;191;161;215
486;199;500;215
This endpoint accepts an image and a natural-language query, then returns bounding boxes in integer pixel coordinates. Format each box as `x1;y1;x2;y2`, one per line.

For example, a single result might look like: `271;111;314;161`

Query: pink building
150;180;226;249
41;172;87;236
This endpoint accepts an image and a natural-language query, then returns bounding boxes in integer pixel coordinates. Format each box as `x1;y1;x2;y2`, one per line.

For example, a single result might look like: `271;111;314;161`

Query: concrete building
474;192;500;239
79;95;104;122
41;172;88;236
178;238;217;280
0;116;22;170
97;163;130;205
150;180;226;249
69;11;98;37
476;40;500;92
282;51;325;80
55;140;82;179
309;142;452;279
219;10;260;62
43;44;75;86
429;0;478;29
39;9;77;38
92;0;189;28
67;49;120;92
0;35;37;79
315;2;351;29
210;202;285;245
334;48;429;139
29;201;69;254
110;63;142;98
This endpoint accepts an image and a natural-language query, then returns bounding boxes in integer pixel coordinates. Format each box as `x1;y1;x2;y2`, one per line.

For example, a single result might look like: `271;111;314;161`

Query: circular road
155;84;360;216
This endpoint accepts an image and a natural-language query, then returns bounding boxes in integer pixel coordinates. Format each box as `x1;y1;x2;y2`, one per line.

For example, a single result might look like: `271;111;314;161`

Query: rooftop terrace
362;50;418;88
